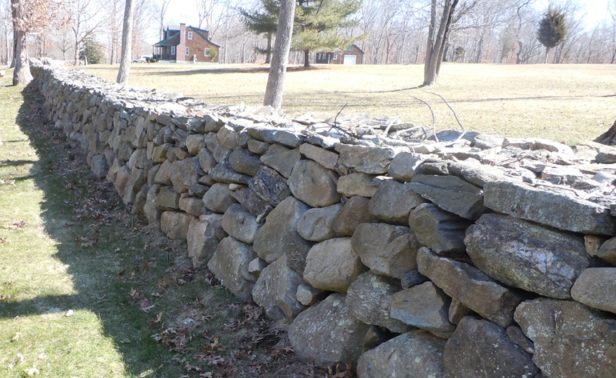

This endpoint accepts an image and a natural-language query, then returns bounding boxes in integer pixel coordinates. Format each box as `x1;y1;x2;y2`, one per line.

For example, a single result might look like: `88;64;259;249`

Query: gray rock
288;160;340;207
252;256;304;319
247;257;266;278
447;160;506;187
303;238;364;293
260;144;300;178
204;133;230;162
417;248;522;327
299;143;338;170
390;282;454;337
356;331;446;378
296;283;323;306
473;133;504;149
156;186;179;209
351;223;420;279
230;187;271;218
368;180;425;224
297;204;342;242
197;148;216;173
210;161;251;185
289;294;369;364
90;154;108;179
409;203;471;256
596;237;616;264
443;317;538;378
387;152;425;181
506;325;534;354
249;166;291;205
202;183;237;213
160;211;192;240
248;127;302;148
154;160;173;185
336;144;396;174
228;148;261;176
222;204;258;244
144;184;161;225
253;197;312;272
515;298;616;378
216;125;239;150
571;268;616;315
465;213;589;299
332;196;376;236
584;235;606;257
401;269;427;288
337;173;378;197
187;214;224;267
247;139;270;154
448;298;471;324
208;237;256;301
410;175;486;220
178;196;204;216
185;134;205;155
484;180;616;235
346;272;409;333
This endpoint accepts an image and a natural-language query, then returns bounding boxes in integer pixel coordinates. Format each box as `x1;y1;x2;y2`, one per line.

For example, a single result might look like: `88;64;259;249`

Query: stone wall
32;62;616;378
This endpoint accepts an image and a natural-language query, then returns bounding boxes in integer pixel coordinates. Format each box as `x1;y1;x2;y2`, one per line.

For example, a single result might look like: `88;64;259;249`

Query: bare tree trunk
265;32;272;64
303;49;310;68
11;0;32;86
263;0;296;110
9;10;16;68
424;0;458;86
117;0;134;84
596;120;616;145
544;47;549;64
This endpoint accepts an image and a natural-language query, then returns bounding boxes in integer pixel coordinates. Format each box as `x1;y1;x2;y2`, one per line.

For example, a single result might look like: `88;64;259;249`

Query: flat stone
228;148;261;176
252;256;304;320
447;160;506;187
296;283;323;306
401;269;427;288
506;325;534;354
153;160;173;185
252;197;311;273
352;223;420;279
248;166;291;206
346;272;409;333
303;238;364;293
160;211;192;240
335;144;396;174
387;152;425;181
202;183;237;213
208;237;256;301
156;186;179;209
409;203;471;256
368;180;425;224
443;317;538;378
390;282;454;337
178;196;204;216
299;143;338;170
448;298;471;324
210;161;251;185
484;180;616;235
222;204;258;244
515;298;616;378
185;134;205;155
247;127;302;148
230;187;271;218
410;175;486;220
247;257;266;278
356;331;446;378
596;237;616;264
465;213;589;299
288;160;340;207
571;268;616;315
187;214;224;267
297;204;342;242
260;144;300;178
289;293;369;365
332;196;376;236
417;248;522;327
247;139;270;154
337;173;378;197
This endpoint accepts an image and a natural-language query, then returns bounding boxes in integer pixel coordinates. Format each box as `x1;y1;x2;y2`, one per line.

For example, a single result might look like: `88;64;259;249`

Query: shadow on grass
0;84;183;376
143;65;321;76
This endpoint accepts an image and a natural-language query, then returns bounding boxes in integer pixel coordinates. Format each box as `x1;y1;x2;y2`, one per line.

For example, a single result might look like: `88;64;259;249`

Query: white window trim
187;31;193;40
204;48;210;57
185;47;189;56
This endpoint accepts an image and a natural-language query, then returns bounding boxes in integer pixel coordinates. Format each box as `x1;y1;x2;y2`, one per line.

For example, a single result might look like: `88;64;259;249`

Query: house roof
153;32;179;47
152;25;221;48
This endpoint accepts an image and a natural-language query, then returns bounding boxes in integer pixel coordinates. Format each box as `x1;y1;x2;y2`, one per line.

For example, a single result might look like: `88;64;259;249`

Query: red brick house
315;44;364;65
153;23;220;62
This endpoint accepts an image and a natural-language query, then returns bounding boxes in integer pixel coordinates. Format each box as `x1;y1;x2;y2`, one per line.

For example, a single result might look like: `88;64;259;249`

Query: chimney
177;23;187;62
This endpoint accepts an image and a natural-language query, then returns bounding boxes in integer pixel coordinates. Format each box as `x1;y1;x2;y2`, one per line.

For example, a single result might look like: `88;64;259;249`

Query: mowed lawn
83;63;616;144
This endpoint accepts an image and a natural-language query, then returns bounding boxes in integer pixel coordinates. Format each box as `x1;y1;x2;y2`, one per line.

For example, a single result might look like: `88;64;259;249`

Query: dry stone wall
32;62;616;378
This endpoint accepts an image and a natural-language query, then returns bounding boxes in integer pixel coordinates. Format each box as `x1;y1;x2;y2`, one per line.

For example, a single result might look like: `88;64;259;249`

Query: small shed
315;44;364;65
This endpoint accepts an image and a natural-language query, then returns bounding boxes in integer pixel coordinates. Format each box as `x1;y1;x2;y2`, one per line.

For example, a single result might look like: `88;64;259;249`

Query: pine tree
537;7;567;63
240;0;279;64
79;36;104;64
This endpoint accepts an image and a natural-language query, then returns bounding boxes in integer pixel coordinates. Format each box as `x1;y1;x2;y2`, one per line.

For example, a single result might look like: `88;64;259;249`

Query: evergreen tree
240;0;279;64
294;0;362;68
537;7;567;63
79;37;104;64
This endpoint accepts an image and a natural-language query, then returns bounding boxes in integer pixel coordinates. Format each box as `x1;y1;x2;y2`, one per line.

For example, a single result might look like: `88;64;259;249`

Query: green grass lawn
83;63;616;145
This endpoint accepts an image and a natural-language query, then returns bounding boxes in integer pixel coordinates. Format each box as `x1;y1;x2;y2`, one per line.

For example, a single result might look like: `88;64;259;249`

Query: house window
187;31;193;40
204;48;210;57
185;47;189;56
170;46;176;55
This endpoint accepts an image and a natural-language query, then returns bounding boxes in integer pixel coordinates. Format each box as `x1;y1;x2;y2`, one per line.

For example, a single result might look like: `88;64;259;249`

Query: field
83;63;616;145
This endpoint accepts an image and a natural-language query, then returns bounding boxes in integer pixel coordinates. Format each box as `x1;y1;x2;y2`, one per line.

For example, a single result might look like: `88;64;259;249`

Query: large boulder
335;144;396;174
248;166;291;205
288;160;340;207
409;203;471;256
417;248;522;327
297;204;342;242
596;237;616;264
303;238;364;292
484;180;616;235
465;213;589;299
253;197;312;272
332;196;376;236
251;256;305;319
390;281;455;337
351;223;420;279
368;179;425;224
443;317;538;378
221;204;258;244
409;175;486;220
160;211;192;240
346;272;409;333
202;183;237;213
187;214;224;267
207;237;256;302
515;298;616;378
356;331;446;378
169;157;201;193
260;144;300;178
288;293;370;364
571;268;616;315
